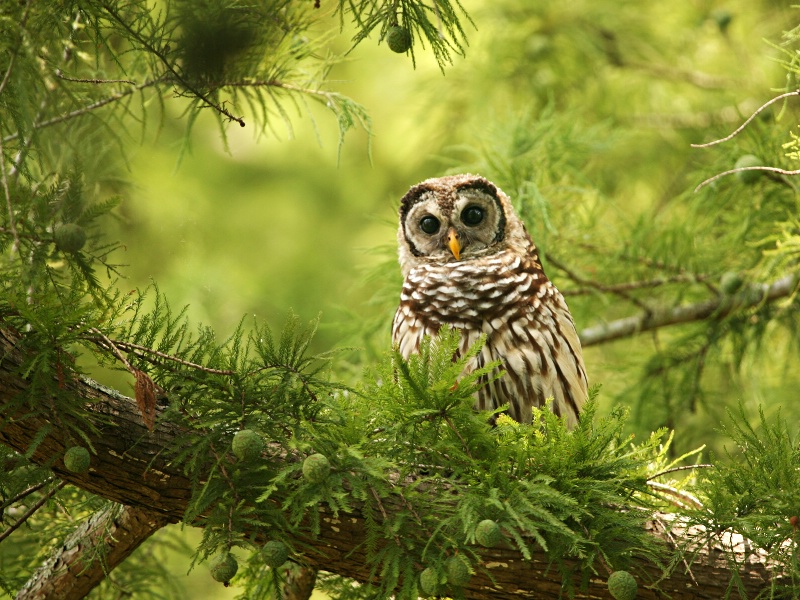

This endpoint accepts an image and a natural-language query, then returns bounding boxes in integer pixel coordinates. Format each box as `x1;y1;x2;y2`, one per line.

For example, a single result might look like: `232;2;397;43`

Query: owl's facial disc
400;184;506;262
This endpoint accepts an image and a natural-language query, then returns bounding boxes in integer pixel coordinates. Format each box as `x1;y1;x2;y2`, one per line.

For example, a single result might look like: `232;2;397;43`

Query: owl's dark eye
461;205;485;226
419;215;440;235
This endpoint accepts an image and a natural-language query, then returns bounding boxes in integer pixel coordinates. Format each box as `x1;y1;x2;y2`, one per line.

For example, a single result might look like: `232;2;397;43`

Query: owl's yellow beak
447;227;461;260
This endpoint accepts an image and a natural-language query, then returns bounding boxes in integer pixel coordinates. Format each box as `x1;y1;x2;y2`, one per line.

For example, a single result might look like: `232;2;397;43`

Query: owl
391;174;588;427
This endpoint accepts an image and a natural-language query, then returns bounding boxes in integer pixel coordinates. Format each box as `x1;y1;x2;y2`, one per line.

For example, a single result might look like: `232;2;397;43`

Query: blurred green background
113;0;793;341
89;0;797;596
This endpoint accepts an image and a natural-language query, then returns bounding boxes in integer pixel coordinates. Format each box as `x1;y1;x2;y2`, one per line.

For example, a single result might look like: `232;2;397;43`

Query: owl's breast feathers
391;246;587;425
396;249;550;326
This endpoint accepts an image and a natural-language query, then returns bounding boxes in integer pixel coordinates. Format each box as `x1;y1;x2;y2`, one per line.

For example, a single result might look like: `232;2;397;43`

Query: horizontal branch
579;274;797;347
0;326;774;599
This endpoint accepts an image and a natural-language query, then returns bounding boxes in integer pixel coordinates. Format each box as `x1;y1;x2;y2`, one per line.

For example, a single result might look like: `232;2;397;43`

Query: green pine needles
683;406;800;599
355;329;670;596
5;2;800;598
341;0;473;68
176;324;673;599
3;277;800;598
5;277;670;598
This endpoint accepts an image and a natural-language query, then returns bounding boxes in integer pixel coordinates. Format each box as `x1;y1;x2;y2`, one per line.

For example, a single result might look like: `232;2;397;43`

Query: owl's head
397;174;533;275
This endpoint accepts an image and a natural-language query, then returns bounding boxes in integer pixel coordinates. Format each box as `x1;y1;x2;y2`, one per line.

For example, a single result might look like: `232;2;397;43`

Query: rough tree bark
0;326;775;599
15;505;169;600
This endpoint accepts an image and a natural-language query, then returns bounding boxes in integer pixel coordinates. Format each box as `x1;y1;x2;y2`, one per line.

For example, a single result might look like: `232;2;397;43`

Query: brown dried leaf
134;369;158;431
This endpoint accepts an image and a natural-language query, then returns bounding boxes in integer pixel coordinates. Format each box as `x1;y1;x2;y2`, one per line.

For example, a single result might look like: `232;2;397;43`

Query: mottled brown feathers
392;173;588;427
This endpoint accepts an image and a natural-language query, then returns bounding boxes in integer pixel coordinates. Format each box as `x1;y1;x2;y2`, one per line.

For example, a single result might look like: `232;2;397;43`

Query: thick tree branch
15;505;169;600
0;326;776;598
579;274;797;347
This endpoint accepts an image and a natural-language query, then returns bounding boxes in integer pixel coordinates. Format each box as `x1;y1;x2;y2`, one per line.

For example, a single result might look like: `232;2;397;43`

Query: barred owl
391;174;588;427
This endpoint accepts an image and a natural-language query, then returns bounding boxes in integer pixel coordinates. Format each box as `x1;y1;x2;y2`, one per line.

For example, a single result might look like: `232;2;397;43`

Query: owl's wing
547;296;589;425
481;289;587;428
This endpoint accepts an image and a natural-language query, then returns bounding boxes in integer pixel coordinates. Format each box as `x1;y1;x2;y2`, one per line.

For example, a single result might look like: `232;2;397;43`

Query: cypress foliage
2;1;800;599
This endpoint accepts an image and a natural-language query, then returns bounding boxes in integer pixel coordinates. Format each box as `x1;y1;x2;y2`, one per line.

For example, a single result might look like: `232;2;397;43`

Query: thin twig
83;335;236;376
88;327;135;372
0;0;28;253
397;488;425;528
695;166;800;192
442;414;473;460
0;135;19;253
0;478;54;511
547;253;654;313
2;76;169;144
0;61;359;147
83;331;323;417
0;0;32;98
687;341;710;413
562;273;712;297
431;0;445;39
54;70;137;85
8;13;83;185
0;480;68;544
208;442;241;548
625;60;732;90
370;486;403;548
658;517;700;586
646;481;704;510
691;90;800;148
224;79;348;106
576;242;698;277
648;464;714;481
0;226;39;239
